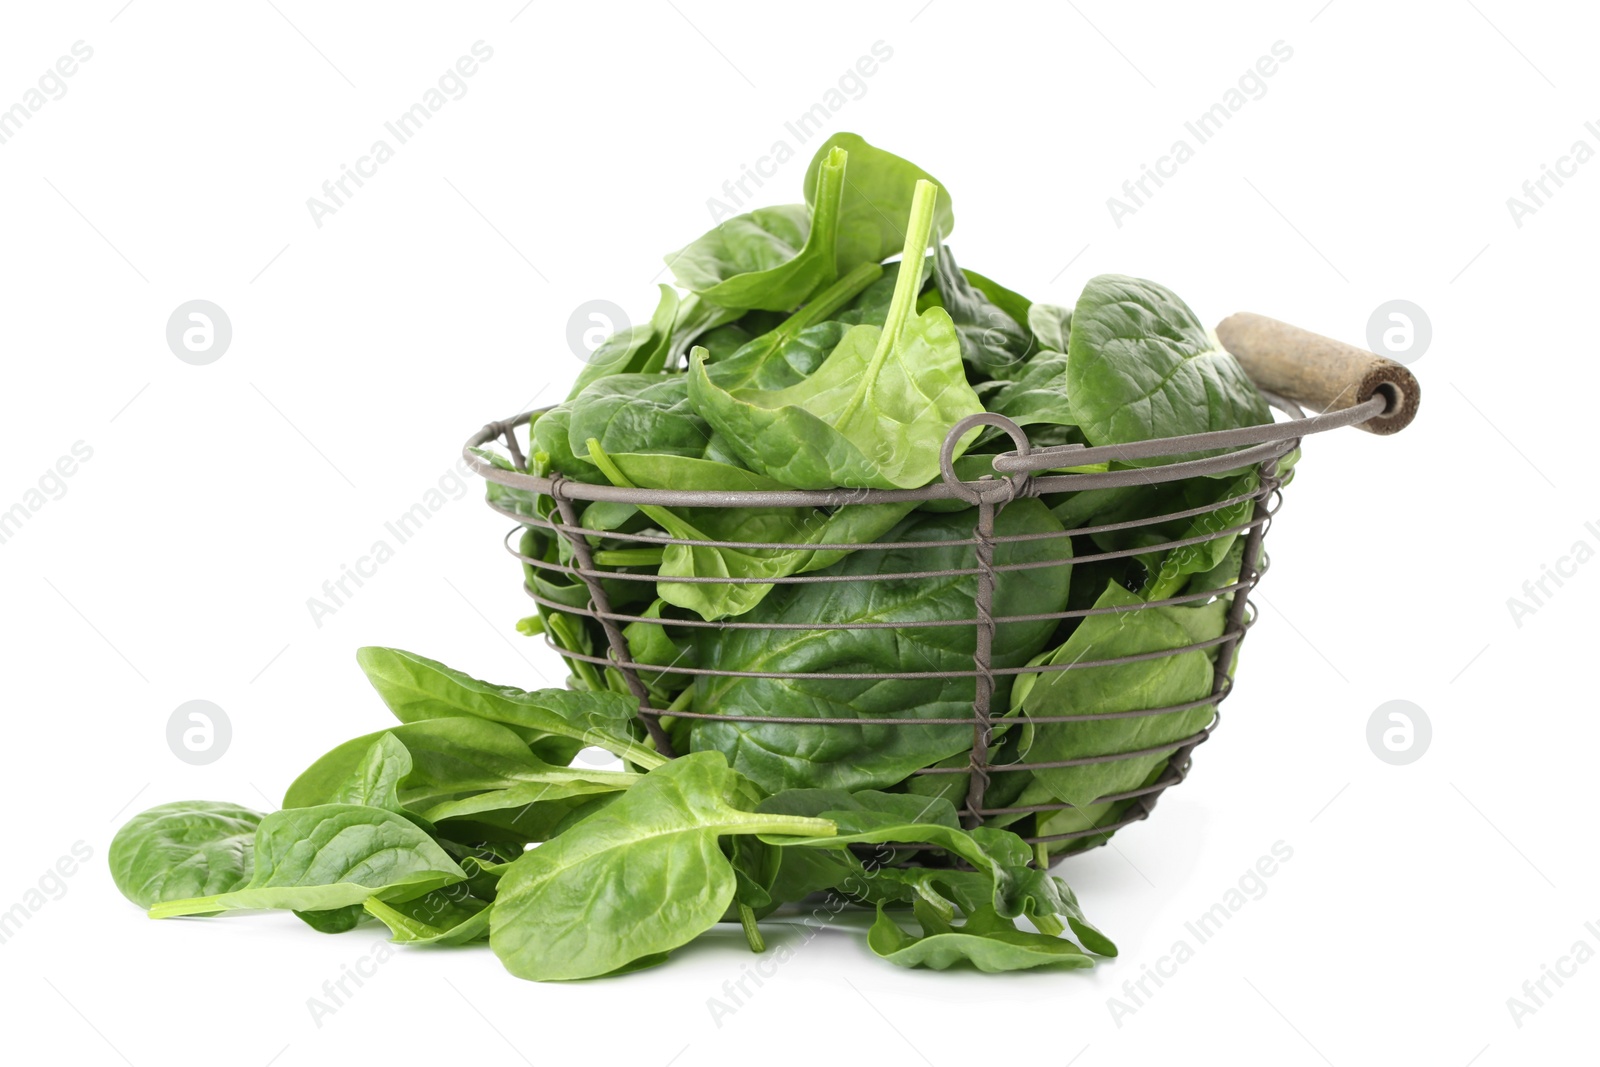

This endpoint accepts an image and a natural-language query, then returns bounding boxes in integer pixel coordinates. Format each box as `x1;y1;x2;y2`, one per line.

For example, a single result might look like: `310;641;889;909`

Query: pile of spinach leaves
111;649;1114;979
112;135;1280;983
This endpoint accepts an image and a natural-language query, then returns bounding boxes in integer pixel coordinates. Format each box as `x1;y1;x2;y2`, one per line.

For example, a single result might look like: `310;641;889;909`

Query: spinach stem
804;145;847;288
738;903;766;953
149;896;225;919
592;547;666;567
729;814;837;839
1033;913;1065;937
875;179;940;359
833;179;940;432
784;260;883;334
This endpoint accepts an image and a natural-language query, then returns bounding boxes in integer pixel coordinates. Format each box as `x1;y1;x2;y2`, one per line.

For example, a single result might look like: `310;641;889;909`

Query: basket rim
461;390;1369;508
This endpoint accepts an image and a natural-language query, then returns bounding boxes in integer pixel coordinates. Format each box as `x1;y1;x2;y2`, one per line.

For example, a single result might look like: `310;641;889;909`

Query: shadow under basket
462;312;1420;863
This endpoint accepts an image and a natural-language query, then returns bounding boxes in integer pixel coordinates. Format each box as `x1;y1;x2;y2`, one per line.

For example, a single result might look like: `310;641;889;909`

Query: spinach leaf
1098;470;1258;602
148;805;465;918
530;401;594;479
365;890;491;945
566;283;684;401
690;499;1072;792
1017;580;1229;811
1067;274;1271;460
801;132;954;275
295;905;368;934
285;717;635;817
567;374;716;463
109;801;262;909
420;776;634;828
353;647;664;770
963;267;1033;327
932;241;1033;379
703;260;883;391
868;902;1093;972
331;732;413;811
1027;302;1072;353
489;752;834;981
666;147;846;311
688;179;983;489
977;349;1077;431
587;442;914;621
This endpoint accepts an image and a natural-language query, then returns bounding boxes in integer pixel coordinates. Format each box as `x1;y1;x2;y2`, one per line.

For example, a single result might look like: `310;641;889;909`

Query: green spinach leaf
868;901;1093;972
1067;274;1271;461
353;647;664;769
666;147;846;311
690;500;1071;792
1017;580;1228;811
801;132;953;274
687;179;983;489
148;805;465;918
489;752;833;981
109;801;262;909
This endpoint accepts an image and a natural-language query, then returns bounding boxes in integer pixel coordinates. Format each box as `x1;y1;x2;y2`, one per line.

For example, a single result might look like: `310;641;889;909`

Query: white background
1;2;1593;1064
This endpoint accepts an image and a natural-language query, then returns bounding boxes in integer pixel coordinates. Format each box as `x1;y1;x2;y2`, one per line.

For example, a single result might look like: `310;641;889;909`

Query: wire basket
463;313;1420;860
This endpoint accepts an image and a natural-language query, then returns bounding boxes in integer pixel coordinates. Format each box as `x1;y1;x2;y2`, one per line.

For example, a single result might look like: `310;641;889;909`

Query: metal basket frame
463;390;1389;855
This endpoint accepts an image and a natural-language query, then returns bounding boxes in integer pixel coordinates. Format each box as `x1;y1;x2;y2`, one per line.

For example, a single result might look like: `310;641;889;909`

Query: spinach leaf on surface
285;716;636;819
109;801;262;910
489;752;834;981
868;902;1093;972
365;890;492;946
147;805;465;918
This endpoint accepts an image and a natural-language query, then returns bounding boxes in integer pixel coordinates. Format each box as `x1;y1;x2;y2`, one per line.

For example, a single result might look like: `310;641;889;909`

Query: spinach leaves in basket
112;133;1283;984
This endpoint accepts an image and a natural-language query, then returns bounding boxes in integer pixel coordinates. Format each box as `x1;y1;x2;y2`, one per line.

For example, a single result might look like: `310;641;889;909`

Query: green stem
150;896;227;919
785;260;882;333
728;814;837;839
834;180;940;431
611;737;668;771
804;145;848;289
875;180;940;361
1033;913;1066;937
653;686;694;735
738;902;766;953
593;548;666;567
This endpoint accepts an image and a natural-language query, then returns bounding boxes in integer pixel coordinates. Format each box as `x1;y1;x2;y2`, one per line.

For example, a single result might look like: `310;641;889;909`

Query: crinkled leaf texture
1067;274;1271;461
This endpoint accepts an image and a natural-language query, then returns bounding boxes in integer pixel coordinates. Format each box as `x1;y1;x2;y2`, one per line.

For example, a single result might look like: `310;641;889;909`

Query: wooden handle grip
1215;313;1420;435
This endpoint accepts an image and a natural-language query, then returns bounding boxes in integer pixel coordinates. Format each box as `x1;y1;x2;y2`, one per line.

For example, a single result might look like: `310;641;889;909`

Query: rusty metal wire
462;393;1382;857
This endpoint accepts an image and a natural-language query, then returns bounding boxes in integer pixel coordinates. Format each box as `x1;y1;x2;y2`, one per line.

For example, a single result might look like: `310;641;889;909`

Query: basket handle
1215;312;1420;435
